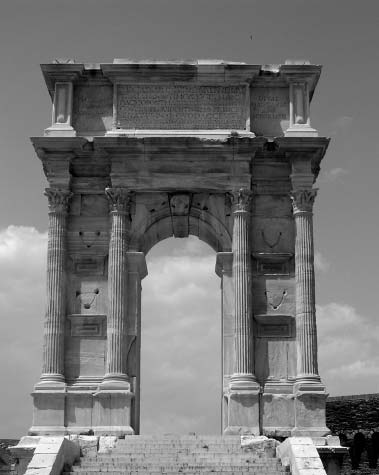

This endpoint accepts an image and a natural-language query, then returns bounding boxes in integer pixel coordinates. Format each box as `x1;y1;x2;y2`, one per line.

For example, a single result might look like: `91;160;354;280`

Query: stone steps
64;435;290;475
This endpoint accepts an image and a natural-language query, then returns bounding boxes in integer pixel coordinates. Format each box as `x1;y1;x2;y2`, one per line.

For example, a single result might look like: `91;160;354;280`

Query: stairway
64;435;290;475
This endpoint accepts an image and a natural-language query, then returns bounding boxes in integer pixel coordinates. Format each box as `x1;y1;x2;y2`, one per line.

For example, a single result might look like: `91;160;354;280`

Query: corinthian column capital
229;188;253;213
44;188;72;214
105;187;132;214
290;189;317;214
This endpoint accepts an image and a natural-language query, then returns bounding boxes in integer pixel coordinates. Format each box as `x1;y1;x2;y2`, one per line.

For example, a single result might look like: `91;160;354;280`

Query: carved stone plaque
251;87;289;137
73;85;113;133
255;314;294;338
116;85;246;129
68;315;106;337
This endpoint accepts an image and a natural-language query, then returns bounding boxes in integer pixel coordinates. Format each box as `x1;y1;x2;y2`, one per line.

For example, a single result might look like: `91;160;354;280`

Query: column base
99;373;131;391
291;380;330;437
224;377;260;435
34;373;66;390
229;373;258;391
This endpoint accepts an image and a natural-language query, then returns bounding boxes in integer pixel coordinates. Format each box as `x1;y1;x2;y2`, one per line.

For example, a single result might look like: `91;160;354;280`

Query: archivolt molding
128;200;232;254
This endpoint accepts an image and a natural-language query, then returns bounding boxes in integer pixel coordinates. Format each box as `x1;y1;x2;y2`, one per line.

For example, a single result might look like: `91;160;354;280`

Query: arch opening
140;236;221;434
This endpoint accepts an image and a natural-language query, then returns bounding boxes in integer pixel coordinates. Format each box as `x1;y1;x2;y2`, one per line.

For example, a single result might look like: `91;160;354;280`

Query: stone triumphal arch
30;59;330;438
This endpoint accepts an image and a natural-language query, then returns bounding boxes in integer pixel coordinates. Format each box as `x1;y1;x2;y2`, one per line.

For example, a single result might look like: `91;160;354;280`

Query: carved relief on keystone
290;189;317;214
105;187;132;214
228;188;253;213
44;188;72;213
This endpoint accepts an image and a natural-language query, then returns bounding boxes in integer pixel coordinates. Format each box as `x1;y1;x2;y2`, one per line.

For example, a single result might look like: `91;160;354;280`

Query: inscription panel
73;85;113;133
116;85;246;129
251;87;289;137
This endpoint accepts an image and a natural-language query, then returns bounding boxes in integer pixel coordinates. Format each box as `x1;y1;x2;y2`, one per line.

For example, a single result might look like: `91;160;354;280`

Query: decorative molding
105;187;132;213
44;188;72;213
290;189;317;214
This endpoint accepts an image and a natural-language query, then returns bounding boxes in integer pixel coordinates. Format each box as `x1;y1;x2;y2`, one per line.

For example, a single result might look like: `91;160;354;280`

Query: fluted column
229;189;256;388
40;188;72;384
291;189;320;382
103;187;131;387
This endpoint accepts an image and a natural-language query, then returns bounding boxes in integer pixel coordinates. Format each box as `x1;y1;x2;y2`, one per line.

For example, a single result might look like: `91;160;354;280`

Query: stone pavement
63;435;290;475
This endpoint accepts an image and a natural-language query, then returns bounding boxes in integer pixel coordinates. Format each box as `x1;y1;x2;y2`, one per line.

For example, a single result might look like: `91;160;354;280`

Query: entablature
31;135;329;190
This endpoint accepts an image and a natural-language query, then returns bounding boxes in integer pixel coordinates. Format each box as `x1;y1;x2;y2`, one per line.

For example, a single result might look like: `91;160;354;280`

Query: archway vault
129;192;232;255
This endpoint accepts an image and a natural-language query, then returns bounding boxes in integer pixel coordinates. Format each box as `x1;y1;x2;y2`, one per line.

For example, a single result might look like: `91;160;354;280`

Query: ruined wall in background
326;394;379;475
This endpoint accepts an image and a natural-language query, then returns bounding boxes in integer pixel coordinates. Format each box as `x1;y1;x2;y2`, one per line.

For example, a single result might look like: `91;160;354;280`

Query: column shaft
291;189;320;381
41;188;71;382
230;189;255;386
104;188;131;383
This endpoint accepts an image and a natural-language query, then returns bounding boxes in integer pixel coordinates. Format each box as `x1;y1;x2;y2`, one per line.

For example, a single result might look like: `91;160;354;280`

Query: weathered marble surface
30;59;330;438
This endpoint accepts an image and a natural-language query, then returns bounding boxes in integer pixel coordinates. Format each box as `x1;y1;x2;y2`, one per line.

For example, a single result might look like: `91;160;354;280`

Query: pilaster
126;251;148;435
45;82;76;136
281;64;320;137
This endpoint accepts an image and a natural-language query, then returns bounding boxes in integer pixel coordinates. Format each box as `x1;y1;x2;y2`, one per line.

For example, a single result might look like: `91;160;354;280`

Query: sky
0;0;379;438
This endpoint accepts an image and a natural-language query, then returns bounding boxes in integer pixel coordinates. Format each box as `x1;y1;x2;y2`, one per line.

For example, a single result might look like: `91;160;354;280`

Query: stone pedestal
261;382;295;438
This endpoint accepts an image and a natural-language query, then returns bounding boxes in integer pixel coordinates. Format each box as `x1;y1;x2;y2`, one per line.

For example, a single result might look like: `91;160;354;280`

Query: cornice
101;63;261;84
93;135;267;157
41;64;85;98
31;136;88;155
280;64;322;101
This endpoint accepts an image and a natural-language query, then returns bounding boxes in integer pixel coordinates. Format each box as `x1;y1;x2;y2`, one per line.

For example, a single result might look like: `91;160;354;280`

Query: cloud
0;226;47;438
317;302;379;396
318;167;350;184
141;236;221;435
314;250;330;272
330;116;353;135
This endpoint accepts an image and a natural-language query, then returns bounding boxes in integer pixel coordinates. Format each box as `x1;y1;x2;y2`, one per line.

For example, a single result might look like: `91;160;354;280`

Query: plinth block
224;387;260;435
30;390;66;435
93;389;134;436
291;383;330;437
261;392;295;437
